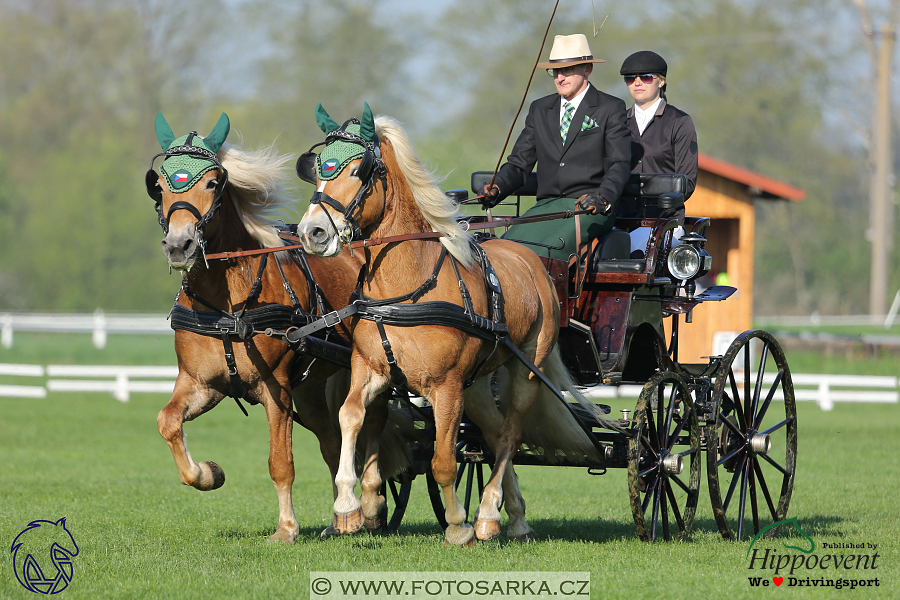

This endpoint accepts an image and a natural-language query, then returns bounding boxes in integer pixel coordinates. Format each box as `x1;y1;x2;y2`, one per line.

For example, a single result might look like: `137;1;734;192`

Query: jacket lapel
543;95;564;153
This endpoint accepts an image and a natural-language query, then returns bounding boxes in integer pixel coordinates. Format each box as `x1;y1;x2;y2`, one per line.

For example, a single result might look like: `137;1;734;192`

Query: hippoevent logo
10;518;79;594
746;518;880;590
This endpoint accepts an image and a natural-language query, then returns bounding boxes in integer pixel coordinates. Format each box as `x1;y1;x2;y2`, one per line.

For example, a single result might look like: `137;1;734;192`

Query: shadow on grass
215;514;848;545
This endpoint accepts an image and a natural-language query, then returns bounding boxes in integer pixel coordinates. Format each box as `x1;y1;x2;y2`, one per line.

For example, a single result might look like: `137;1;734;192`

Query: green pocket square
581;116;599;131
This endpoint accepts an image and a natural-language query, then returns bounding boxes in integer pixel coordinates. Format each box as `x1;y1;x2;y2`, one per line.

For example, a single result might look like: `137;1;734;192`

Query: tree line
0;0;893;315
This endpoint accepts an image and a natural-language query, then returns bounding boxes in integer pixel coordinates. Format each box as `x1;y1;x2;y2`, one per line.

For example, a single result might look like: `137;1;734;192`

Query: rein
203;209;592;261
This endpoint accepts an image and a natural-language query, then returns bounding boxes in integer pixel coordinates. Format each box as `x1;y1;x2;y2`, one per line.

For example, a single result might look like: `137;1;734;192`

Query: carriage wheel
425;440;490;530
707;330;797;541
382;477;413;532
628;371;701;542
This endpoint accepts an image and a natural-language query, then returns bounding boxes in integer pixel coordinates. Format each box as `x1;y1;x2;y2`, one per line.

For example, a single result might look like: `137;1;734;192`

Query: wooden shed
667;153;806;363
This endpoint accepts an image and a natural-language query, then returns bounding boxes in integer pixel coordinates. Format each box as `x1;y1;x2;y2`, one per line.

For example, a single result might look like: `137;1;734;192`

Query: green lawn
0;333;897;598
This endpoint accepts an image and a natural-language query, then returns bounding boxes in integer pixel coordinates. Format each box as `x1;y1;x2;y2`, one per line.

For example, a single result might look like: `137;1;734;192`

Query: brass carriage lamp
666;232;711;299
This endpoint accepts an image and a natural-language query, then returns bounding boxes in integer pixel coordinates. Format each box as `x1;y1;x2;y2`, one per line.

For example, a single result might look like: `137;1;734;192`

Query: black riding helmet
621;51;668;100
619;51;667;76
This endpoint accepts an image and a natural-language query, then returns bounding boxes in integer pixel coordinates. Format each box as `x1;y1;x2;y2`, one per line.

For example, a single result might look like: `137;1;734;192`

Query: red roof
699;153;805;202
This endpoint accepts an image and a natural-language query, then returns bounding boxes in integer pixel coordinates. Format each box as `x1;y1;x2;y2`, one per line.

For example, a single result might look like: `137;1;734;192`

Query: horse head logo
10;518;79;594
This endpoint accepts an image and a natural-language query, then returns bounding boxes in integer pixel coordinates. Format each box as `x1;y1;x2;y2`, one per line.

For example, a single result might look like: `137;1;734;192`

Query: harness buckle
323;310;343;328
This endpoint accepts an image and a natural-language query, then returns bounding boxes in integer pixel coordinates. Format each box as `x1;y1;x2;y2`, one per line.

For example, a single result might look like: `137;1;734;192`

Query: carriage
400;170;796;542
149;108;796;546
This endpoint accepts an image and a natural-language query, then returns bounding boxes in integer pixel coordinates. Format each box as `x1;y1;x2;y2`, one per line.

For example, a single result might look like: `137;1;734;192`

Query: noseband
145;132;229;252
296;120;387;246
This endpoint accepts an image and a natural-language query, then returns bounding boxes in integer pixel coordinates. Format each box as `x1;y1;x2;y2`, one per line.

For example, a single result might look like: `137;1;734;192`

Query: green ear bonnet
152;112;230;193
313;103;380;181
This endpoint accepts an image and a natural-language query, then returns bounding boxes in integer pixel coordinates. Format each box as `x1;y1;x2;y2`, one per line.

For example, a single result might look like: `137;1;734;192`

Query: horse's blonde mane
218;143;294;250
374;116;474;266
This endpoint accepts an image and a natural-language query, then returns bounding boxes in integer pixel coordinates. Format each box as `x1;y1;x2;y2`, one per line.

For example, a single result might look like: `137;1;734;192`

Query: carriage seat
619;173;687;218
588;230;645;272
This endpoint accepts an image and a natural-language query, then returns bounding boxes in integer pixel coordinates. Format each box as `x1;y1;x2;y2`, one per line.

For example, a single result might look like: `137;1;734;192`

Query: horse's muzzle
161;226;201;271
298;213;340;256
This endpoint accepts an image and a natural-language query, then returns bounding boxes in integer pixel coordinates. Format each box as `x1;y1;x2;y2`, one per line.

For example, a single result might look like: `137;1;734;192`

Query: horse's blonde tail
518;347;603;461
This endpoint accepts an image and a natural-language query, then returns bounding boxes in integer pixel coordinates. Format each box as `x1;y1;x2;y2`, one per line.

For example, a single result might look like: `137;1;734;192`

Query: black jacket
494;84;632;209
626;99;698;199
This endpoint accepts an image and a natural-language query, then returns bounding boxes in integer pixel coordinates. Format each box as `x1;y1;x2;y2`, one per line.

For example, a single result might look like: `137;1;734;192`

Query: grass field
1;333;898;599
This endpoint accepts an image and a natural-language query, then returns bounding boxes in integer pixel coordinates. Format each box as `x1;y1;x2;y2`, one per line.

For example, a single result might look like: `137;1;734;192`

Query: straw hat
536;34;606;69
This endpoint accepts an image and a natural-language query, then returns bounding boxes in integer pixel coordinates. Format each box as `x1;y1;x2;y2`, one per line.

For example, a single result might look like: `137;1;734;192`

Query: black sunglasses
624;74;657;85
546;66;582;77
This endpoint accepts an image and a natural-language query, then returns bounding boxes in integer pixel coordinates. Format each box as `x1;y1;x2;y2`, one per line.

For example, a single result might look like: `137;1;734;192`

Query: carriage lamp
666;233;711;296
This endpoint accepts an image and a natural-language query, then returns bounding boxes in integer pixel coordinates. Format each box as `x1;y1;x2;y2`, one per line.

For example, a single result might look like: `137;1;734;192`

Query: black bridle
295;119;387;247
145;132;230;256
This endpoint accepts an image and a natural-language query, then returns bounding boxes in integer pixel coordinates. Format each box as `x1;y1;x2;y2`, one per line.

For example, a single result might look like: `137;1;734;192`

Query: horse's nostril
182;238;194;253
310;227;326;243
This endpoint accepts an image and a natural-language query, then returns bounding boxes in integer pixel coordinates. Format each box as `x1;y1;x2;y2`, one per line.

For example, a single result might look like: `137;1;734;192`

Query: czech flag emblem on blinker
172;170;191;189
322;159;339;175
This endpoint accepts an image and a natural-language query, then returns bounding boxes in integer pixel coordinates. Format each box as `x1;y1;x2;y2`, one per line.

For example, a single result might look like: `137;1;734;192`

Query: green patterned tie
560;102;575;143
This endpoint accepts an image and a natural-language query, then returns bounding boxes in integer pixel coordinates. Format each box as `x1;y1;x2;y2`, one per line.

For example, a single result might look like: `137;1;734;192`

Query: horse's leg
431;382;474;546
474;362;539;541
360;393;388;531
463;373;534;542
330;366;385;535
295;378;342;500
263;376;300;543
157;375;225;491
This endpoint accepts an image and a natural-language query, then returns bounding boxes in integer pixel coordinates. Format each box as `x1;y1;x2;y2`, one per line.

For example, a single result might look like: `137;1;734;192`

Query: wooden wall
663;170;755;364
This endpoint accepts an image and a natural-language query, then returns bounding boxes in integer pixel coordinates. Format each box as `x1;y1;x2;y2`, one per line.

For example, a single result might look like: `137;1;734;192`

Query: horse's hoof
444;523;475;547
509;531;535;543
364;504;388;531
331;508;365;535
474;518;501;541
267;528;297;544
320;525;340;538
196;461;225;491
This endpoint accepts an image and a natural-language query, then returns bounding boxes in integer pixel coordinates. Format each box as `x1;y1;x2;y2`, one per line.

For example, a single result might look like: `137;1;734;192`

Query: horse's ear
154;112;176;150
360;102;377;144
204;113;230;153
315;103;340;134
55;517;67;526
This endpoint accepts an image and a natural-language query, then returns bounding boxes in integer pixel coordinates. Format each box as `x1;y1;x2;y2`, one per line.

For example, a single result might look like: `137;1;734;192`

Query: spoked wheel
381;477;413;532
426;440;491;530
628;371;701;542
708;330;797;541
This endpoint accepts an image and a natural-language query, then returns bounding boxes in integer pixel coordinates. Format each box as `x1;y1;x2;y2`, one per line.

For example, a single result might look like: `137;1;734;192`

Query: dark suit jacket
626;99;698;199
494;84;632;210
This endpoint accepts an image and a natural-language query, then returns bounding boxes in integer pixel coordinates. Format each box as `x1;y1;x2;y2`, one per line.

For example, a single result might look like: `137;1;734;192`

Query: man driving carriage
481;33;632;261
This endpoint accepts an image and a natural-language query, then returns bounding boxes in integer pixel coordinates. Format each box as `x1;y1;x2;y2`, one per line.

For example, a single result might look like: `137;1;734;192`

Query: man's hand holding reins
482;184;501;209
577;193;612;215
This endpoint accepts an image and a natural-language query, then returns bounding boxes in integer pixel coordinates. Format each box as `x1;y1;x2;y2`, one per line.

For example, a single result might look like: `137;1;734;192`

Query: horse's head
146;112;231;271
296;103;386;256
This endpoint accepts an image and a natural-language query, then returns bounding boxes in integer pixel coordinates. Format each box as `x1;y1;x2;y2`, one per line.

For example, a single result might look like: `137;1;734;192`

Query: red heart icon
773;577;784;586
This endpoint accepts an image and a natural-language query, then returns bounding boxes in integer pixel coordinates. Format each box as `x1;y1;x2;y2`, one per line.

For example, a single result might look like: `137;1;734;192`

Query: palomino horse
146;112;410;542
296;105;601;545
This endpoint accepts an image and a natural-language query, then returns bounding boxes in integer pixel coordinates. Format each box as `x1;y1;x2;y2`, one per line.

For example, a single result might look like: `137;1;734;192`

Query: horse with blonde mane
146;112;412;542
296;104;602;545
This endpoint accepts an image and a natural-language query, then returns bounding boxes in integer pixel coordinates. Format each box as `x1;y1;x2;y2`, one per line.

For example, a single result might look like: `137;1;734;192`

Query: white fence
573;374;899;412
2;361;898;411
1;363;177;402
0;310;171;349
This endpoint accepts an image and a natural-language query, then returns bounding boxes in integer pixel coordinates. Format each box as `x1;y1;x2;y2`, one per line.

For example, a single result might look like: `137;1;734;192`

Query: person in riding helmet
620;50;698;210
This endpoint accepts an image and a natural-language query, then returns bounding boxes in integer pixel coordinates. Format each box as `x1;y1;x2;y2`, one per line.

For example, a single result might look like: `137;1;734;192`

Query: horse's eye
207;178;217;189
350;167;359;177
